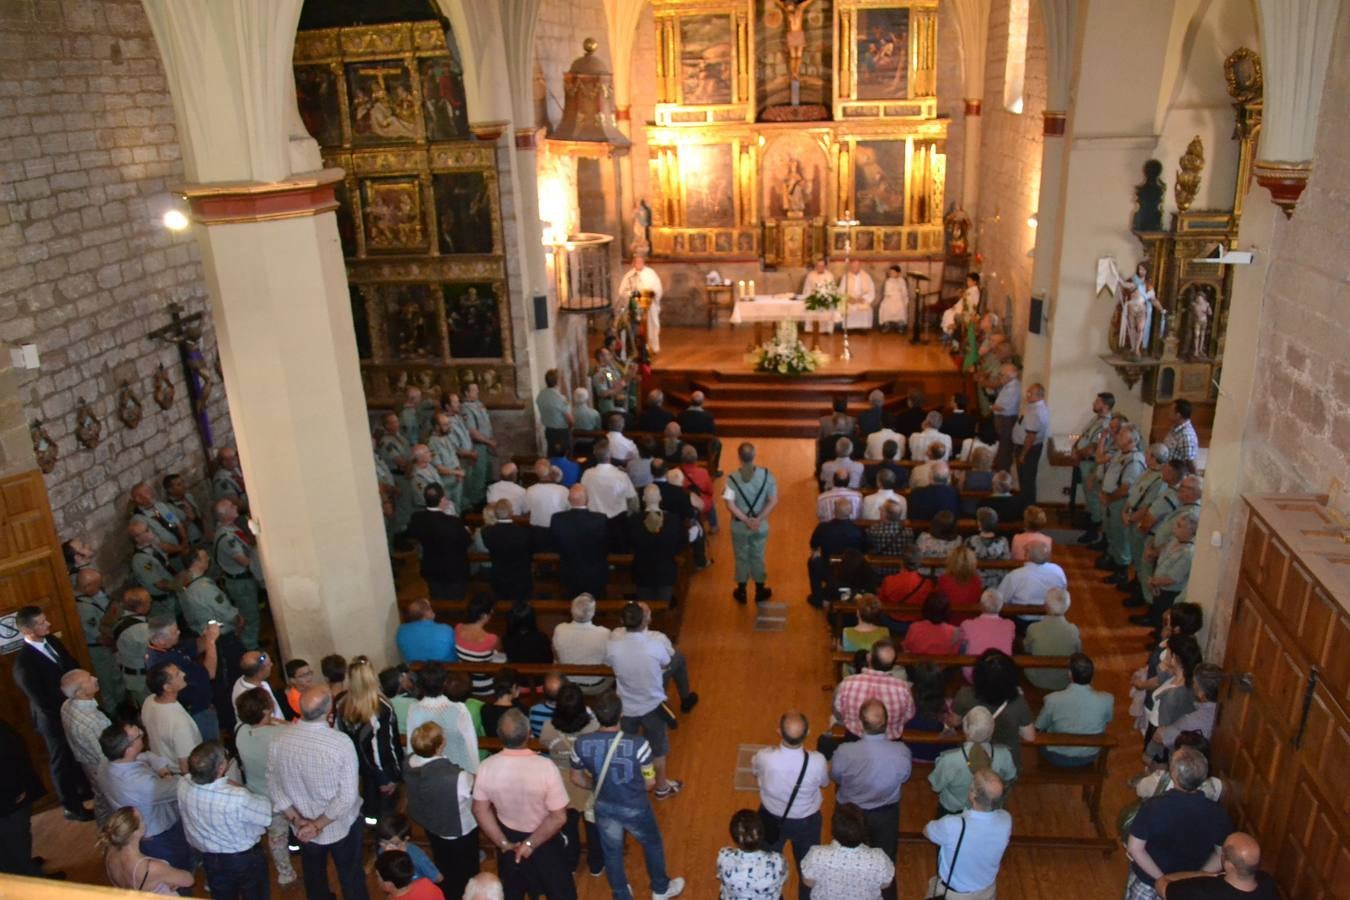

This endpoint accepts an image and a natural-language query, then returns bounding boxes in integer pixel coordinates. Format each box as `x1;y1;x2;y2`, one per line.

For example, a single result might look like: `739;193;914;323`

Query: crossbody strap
941;816;968;895
781;750;811;820
585;733;624;815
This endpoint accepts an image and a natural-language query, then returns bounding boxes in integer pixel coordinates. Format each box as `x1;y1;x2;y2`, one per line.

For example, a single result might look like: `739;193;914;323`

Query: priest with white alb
842;258;876;331
617;253;664;353
801;257;836;333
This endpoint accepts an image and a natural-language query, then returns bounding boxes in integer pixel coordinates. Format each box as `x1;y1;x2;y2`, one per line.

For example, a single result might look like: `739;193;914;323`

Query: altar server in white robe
801;257;837;333
878;264;909;332
618;253;665;353
842;258;876;330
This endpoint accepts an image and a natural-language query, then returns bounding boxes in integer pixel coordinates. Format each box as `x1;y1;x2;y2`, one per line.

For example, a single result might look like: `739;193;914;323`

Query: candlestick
738;280;746;299
749;279;755;297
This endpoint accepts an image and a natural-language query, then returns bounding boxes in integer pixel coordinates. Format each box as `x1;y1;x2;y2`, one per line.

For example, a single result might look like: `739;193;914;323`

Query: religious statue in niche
30;420;57;473
1132;160;1165;232
780;158;809;217
383;285;440;359
757;0;831;117
945;207;971;256
853;141;906;226
632;199;653;255
763;133;824;219
774;0;816;83
74;398;101;449
153;363;175;410
443;283;503;358
1183;284;1215;360
347;63;419;143
117;382;143;429
362;178;426;252
679;15;734;105
418;56;469;141
432;173;495;255
294;65;343;147
855;7;910;99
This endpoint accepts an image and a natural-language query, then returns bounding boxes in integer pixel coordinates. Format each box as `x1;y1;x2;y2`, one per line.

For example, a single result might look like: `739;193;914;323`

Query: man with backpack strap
923;769;1011;899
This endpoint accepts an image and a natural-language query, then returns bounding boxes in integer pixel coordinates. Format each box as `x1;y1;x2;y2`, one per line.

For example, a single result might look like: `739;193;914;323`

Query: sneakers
654;877;686;899
654;779;683;799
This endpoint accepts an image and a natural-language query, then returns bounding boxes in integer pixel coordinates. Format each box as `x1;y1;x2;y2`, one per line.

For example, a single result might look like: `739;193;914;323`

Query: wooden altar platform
650;325;971;437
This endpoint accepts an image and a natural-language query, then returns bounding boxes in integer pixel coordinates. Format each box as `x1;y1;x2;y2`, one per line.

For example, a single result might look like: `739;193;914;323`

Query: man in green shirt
461;383;495;509
535;368;574;451
1035;653;1114;766
723;442;778;605
1023;587;1082;690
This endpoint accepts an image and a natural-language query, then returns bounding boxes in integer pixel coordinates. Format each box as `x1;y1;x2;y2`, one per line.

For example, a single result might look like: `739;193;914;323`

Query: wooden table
729;295;840;348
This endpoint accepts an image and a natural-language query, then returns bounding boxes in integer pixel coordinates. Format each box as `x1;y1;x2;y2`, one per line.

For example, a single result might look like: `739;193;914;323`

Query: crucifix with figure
147;301;217;464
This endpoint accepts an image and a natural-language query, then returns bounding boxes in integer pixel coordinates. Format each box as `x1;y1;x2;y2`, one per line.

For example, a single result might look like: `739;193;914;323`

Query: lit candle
749;279;756;297
738;280;746;299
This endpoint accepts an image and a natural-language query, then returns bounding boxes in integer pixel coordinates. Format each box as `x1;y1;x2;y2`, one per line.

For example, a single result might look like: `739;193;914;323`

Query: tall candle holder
835;212;860;361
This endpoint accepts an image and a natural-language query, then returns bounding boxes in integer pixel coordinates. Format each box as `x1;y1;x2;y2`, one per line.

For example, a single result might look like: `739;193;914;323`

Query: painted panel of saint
855;8;910;100
295;65;343;147
346;62;419;143
419;56;469;141
379;284;440;360
360;177;427;252
432;172;495;255
442;283;503;358
761;133;826;219
680;15;735;105
680;144;735;228
853;141;907;226
756;0;832;113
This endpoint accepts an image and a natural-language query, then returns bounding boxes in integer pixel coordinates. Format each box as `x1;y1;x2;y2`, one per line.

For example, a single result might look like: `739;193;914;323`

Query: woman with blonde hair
404;721;480;898
936;543;983;607
100;806;195;895
336;656;403;825
1010;504;1052;561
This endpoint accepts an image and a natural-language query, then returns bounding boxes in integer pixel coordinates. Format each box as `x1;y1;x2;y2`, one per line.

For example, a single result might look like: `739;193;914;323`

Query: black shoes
63;807;94;822
754;583;772;604
733;584;748;604
680;693;700;713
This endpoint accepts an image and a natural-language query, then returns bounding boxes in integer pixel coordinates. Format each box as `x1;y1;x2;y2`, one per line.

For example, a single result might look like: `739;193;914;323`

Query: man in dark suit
637;389;675;434
807;498;867;606
980;471;1027;523
399;483;471;601
941;392;977;453
893;388;928;439
857;389;892;438
907;461;962;523
11;605;92;820
677;390;722;475
0;717;52;876
481;499;534;609
865;439;910;490
550;483;611;599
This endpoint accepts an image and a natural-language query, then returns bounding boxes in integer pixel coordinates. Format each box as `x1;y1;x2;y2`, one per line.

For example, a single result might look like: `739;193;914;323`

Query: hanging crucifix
147;301;216;464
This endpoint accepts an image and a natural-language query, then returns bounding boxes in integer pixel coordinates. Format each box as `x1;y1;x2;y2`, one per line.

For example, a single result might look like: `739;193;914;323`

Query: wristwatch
524;839;534;849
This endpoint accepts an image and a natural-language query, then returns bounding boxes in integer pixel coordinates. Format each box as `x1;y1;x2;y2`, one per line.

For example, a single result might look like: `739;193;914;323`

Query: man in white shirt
230;651;285;722
580;440;638;519
842;259;876;330
923;769;1010;899
552;594;613;694
142;662;202;773
753;711;830;895
617;254;664;353
865;425;905;461
1012;382;1050;503
861;468;906;520
525;459;570;548
996;543;1068;617
605;413;640;465
909;412;953;462
484;461;528;516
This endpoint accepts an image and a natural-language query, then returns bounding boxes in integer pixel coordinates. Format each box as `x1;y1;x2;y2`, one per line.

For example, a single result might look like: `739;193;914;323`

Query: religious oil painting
853;140;907;225
295;65;343;147
346;62;419;143
360;177;427;252
419;56;470;141
855;7;910;99
442;283;504;358
762;133;827;219
379;284;441;359
756;0;833;113
432;172;496;255
680;144;736;228
680;15;735;105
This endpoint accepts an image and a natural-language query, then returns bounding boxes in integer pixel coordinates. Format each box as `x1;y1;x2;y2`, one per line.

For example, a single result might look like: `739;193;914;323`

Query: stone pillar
141;0;398;664
1022;111;1067;384
962;100;984;216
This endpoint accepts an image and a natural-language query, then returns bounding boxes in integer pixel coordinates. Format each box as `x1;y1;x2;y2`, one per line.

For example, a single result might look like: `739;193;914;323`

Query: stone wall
972;0;1045;343
0;0;231;578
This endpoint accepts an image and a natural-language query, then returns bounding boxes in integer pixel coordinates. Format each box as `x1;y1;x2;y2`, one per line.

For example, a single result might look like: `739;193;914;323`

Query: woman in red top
936;544;983;608
901;592;961;655
877;553;933;608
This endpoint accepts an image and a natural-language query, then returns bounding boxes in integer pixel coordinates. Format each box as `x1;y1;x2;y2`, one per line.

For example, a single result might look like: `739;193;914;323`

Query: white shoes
653;877;686;899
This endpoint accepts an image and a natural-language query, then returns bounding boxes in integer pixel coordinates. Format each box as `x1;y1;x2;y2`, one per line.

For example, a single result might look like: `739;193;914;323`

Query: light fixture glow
162;209;189;231
1027;213;1038;228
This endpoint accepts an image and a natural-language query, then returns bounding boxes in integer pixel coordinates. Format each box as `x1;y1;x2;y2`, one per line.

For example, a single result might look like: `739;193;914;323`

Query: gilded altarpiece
645;0;946;266
293;21;519;409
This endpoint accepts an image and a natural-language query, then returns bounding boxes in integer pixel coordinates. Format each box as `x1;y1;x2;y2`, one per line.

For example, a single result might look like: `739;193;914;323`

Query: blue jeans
594;801;671;899
192;706;221;742
141;821;193;894
299;817;369;900
202;844;270;900
766;810;821;900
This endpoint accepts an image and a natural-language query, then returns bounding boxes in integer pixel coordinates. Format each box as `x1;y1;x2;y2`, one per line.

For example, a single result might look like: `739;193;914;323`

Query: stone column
141;0;398;664
949;0;989;216
962;100;984;216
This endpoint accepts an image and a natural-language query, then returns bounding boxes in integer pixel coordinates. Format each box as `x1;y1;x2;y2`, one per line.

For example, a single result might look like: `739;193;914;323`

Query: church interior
0;0;1347;898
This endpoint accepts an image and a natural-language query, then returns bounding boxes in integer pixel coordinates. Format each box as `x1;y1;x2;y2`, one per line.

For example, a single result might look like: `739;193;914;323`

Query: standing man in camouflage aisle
591;347;629;419
378;412;415;537
1137;472;1200;613
113;589;153;707
443;395;479;509
74;568;123;714
213;499;264;651
130;482;189;571
130;520;179;622
212;447;249;514
410;445;451;513
461;382;496;509
179;549;245;731
163;472;211;549
1097;424;1146;582
723;442;779;605
1071;393;1115;544
1119;444;1172;601
373;433;402;547
428;411;467;514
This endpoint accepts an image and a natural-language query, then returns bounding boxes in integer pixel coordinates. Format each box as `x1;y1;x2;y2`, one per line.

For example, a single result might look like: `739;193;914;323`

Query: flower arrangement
803;281;843;312
753;323;828;375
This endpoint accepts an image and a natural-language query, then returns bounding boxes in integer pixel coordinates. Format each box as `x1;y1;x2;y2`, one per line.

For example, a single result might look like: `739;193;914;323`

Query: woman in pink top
1010;505;1054;561
901;593;960;655
956;588;1015;680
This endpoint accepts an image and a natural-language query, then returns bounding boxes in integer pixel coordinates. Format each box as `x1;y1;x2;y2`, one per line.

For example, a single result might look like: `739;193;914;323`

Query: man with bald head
551;484;611;598
486;461;528;516
830;642;916;752
230;650;284;721
268;686;366;900
924;768;1011;899
525;459;569;550
1156;832;1275;899
831;699;911;889
1126;746;1234;900
753;712;830;899
73;567;122;713
60;668;111;819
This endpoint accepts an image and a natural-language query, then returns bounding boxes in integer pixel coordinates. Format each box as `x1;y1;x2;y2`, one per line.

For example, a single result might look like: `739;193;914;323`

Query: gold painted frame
834;0;938;120
651;0;756;126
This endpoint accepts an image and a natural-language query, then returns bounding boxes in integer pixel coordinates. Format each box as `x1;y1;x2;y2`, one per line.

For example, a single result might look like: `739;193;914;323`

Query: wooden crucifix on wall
147;302;216;465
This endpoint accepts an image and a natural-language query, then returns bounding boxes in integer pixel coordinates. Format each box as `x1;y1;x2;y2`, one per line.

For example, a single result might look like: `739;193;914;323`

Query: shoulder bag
583;732;624;824
923;814;968;899
758;750;810;846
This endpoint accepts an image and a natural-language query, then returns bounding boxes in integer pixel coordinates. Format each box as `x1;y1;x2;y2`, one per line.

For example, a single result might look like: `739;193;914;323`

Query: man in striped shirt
1163;399;1199;463
178;740;271;899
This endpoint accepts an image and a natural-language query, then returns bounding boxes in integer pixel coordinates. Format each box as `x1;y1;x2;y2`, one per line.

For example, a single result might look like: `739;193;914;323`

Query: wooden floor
653;324;958;376
32;436;1145;898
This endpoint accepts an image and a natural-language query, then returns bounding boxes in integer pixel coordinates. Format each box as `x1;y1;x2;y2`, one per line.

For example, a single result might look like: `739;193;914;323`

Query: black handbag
759;750;810;846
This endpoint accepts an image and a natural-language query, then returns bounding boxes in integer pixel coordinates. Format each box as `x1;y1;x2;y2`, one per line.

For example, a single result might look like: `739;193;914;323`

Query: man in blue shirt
831;699;911;898
570;692;685;900
923;769;1012;898
395;598;457;664
1035;653;1114;767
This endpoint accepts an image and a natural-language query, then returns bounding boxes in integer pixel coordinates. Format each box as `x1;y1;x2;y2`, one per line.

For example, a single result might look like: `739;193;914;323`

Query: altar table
729;295;841;347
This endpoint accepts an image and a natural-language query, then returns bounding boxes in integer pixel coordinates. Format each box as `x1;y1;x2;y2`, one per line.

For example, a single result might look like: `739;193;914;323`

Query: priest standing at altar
802;257;836;333
843;258;876;330
618;253;664;354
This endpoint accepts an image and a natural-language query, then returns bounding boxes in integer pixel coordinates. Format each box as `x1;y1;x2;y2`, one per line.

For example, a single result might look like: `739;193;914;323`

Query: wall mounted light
1027;213;1038;228
162;209;189;232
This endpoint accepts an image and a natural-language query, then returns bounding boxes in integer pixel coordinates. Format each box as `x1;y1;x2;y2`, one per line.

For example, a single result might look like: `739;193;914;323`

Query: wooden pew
571;429;717;474
430;597;676;638
830;650;1069;679
851;518;1023;534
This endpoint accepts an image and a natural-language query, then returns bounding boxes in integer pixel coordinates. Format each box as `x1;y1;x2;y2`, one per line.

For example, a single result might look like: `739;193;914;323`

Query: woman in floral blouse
717;809;788;899
966;506;1011;588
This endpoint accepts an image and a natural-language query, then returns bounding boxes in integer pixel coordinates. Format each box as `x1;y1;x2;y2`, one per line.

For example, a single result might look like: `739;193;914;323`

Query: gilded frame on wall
651;0;755;126
833;0;939;120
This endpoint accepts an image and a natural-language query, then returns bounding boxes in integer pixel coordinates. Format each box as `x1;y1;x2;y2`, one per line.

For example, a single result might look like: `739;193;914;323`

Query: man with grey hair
212;496;263;651
1099;423;1146;579
909;410;952;463
908;460;960;522
552;593;613;694
473;708;575;899
463;872;506;900
269;687;366;900
179;740;272;899
97;720;189;869
923;768;1012;899
1120;444;1174;599
1132;509;1200;629
572;385;602;432
1137;468;1200;613
861;466;905;520
639;388;675;433
859;389;891;438
485;461;528;516
1126;747;1234;900
525;458;569;550
1012;382;1049;503
60;669;111;820
145;615;221;741
677;389;722;475
991;363;1022;471
1023;587;1082;690
129;519;179;621
820;437;864;489
816;469;863;522
996;542;1068;623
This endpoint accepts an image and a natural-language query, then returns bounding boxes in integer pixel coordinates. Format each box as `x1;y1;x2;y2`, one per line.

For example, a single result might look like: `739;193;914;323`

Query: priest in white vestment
617;254;664;353
842;259;876;330
801;257;836;333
